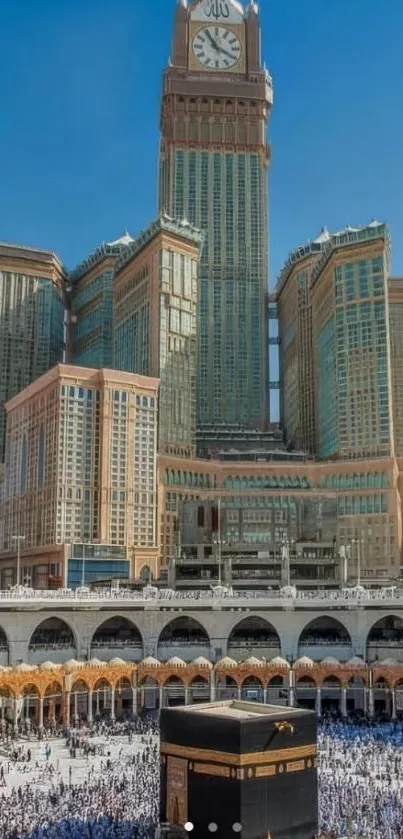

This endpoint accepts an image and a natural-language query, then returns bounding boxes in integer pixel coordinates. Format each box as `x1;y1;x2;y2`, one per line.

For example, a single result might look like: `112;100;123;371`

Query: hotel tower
159;0;273;429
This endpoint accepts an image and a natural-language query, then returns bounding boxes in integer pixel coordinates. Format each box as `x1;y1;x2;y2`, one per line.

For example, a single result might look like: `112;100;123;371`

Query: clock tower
159;0;273;431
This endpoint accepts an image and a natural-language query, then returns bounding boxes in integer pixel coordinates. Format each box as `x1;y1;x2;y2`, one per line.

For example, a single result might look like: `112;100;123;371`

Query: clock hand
205;30;220;52
217;44;237;61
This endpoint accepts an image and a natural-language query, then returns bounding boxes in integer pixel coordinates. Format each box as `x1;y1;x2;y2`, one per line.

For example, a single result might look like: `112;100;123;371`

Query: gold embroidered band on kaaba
160;742;317;767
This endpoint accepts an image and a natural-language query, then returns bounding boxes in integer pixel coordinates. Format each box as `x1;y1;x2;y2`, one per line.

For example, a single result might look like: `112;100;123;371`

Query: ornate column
110;687;115;720
132;686;138;717
341;688;347;719
13;698;18;731
315;687;321;719
39;697;44;730
210;671;216;702
237;685;242;701
263;687;268;705
74;691;78;723
392;689;397;721
185;687;190;705
96;690;100;716
65;693;71;728
368;670;374;719
159;685;164;709
88;691;93;723
288;669;295;707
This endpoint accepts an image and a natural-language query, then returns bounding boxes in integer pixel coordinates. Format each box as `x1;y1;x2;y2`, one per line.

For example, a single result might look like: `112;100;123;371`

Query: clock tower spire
160;0;273;431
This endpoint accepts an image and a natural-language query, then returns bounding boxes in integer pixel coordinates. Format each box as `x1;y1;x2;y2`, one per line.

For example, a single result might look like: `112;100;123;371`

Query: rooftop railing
0;584;401;606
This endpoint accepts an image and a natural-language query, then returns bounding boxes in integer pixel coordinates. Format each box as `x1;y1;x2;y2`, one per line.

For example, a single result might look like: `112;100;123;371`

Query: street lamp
11;535;26;588
351;537;363;587
212;498;227;587
281;539;295;588
340;537;364;587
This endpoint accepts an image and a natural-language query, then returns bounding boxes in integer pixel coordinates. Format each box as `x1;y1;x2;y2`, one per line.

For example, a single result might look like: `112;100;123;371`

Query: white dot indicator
232;824;242;833
208;824;218;833
184;823;194;832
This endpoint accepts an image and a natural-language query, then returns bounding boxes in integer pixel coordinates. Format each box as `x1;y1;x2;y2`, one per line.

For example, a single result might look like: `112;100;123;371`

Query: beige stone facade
0;243;65;462
0;364;159;585
159;453;402;584
113;218;202;459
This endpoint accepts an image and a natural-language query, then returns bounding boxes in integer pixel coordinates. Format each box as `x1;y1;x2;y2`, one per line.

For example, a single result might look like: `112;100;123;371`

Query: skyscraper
69;233;134;369
113;216;202;457
159;0;272;429
0;364;159;587
276;222;394;461
0;243;65;462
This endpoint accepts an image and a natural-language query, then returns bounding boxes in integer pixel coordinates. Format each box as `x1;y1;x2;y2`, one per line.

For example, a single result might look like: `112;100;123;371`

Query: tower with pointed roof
160;0;273;433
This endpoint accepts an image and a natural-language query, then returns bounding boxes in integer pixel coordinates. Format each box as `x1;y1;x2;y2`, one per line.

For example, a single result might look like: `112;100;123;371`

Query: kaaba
160;700;318;839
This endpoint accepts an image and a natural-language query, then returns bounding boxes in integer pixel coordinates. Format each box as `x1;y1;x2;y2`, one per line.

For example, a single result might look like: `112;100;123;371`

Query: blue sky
1;0;403;282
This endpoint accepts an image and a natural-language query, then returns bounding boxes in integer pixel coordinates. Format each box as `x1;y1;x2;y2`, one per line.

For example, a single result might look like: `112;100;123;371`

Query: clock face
192;26;242;70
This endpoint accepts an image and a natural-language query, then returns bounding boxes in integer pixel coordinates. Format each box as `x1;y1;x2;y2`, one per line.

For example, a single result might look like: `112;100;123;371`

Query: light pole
212;498;227;587
339;542;348;585
11;535;25;588
281;539;294;588
351;537;363;587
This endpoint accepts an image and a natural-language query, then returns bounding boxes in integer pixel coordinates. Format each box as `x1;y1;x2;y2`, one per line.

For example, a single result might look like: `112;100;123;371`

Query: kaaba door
167;756;188;825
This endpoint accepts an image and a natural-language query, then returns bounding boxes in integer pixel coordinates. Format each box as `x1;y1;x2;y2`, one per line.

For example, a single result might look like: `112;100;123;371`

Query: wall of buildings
160;0;272;428
69;235;134;368
159;454;402;584
0;365;160;586
113;217;202;458
276;223;396;462
0;243;65;461
0;588;401;668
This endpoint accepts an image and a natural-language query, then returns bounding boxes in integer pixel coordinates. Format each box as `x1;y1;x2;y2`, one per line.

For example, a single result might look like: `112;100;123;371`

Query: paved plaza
0;719;402;837
0;732;157;796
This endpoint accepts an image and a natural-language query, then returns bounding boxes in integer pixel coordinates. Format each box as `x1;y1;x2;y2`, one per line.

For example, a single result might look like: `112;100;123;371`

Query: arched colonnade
1;657;403;727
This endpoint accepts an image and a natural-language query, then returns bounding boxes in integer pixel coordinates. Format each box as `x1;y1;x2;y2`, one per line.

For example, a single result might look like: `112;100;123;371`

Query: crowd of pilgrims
0;712;403;837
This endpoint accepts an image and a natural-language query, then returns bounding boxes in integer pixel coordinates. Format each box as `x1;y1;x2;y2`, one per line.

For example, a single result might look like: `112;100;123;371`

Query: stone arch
227;616;280;661
139;565;152;583
139;675;160;711
92;678;113;718
321;676;342;716
295;675;317;710
28;616;77;665
267;675;287;706
157;616;210;662
189;676;210;704
216;675;238;701
163;675;186;707
0;685;14;723
366;615;403;663
346;676;366;717
91;616;143;662
44;681;63;725
115;677;133;718
21;683;40;724
241;675;264;703
374;675;392;718
70;679;90;722
298;616;352;661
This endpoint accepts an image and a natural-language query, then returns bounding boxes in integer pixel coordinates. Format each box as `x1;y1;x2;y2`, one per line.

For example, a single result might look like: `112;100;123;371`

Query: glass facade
71;269;113;368
317;318;337;459
113;219;202;457
334;257;392;458
0;267;64;460
160;147;268;427
67;559;130;589
389;300;403;455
